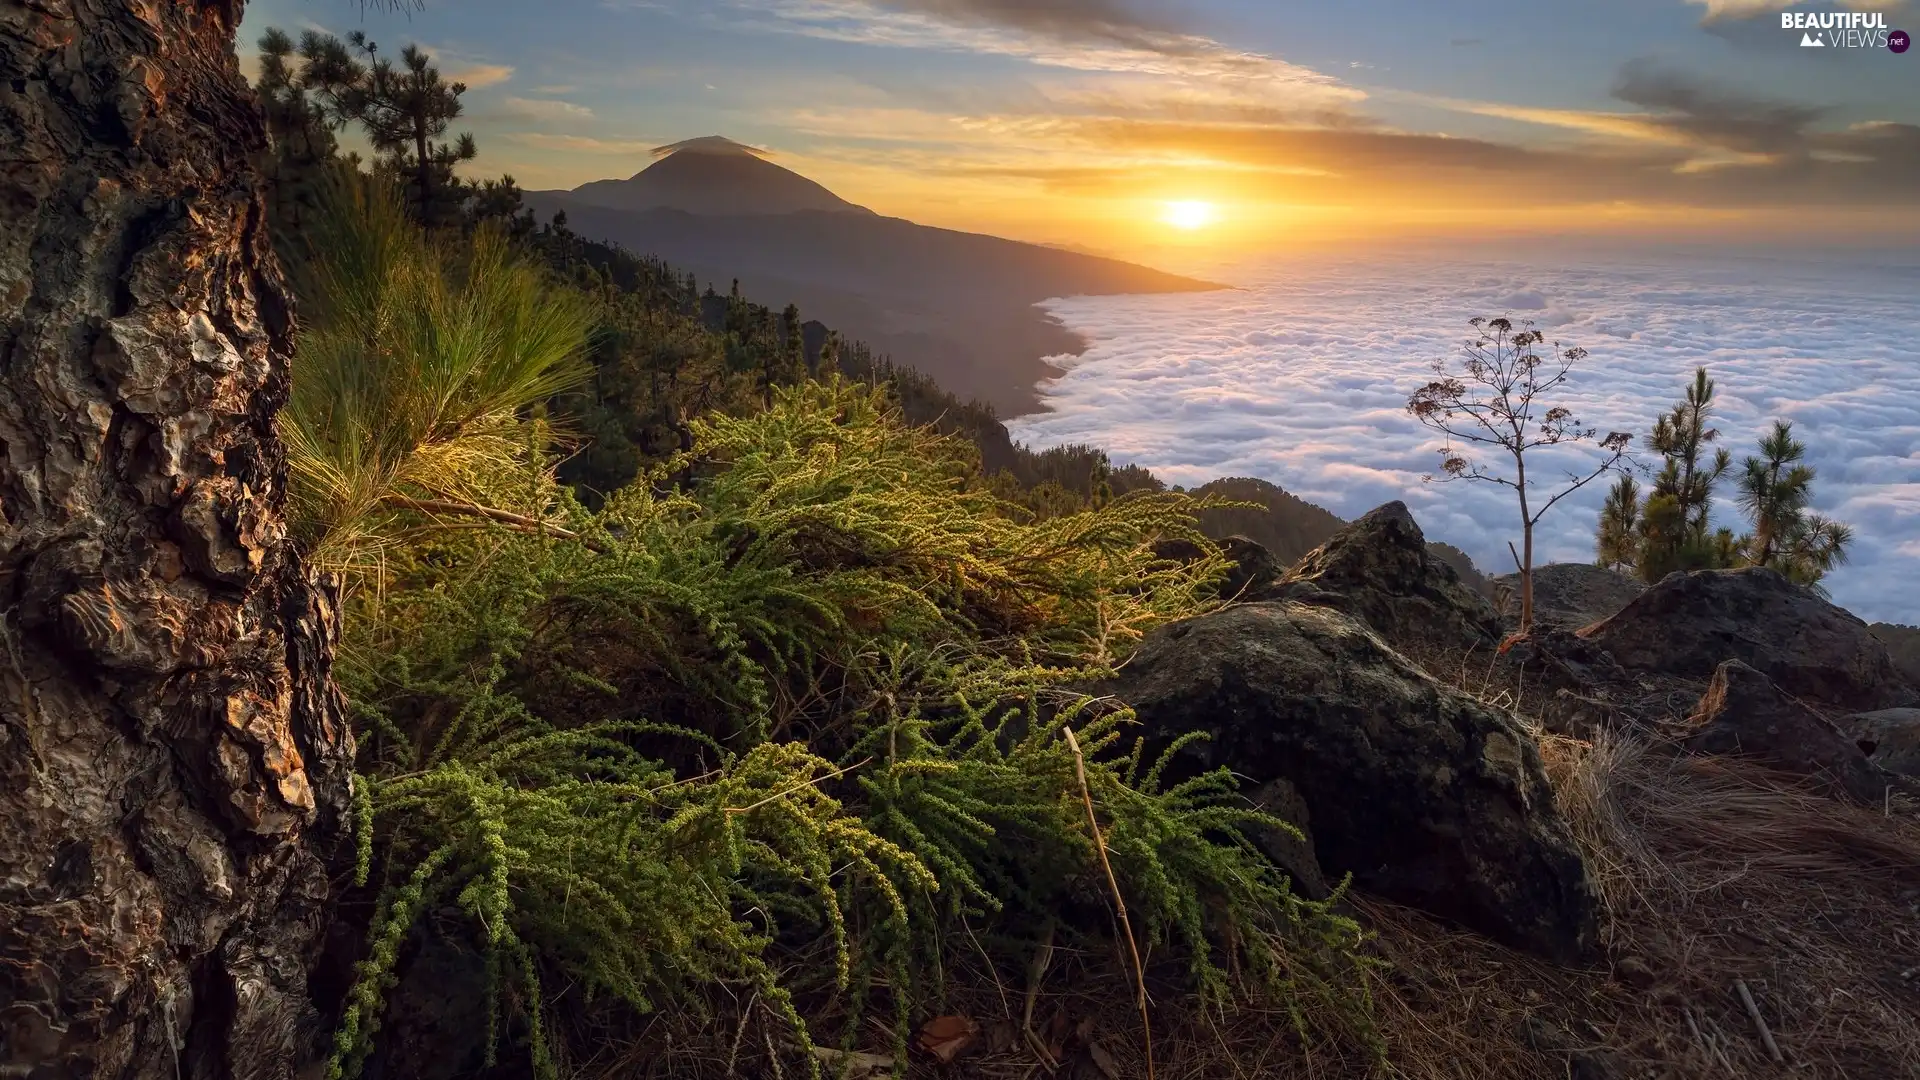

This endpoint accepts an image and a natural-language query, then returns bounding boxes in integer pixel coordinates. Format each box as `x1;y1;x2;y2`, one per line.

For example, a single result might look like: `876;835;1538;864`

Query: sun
1162;200;1217;230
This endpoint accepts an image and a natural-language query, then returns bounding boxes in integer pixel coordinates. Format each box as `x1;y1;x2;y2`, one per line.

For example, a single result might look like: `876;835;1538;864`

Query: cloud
715;0;1360;108
1006;244;1920;623
1609;57;1823;154
500;96;596;122
435;58;515;89
505;132;660;154
871;0;1193;53
1684;0;1896;21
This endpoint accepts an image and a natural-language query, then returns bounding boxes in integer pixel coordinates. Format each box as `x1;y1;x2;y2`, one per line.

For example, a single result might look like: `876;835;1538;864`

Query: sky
237;0;1920;255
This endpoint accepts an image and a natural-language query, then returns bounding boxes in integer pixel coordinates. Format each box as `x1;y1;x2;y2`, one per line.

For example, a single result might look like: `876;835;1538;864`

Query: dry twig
1064;725;1154;1080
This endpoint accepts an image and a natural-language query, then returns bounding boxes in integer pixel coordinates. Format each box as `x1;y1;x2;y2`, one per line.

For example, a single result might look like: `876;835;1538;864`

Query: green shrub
332;379;1375;1077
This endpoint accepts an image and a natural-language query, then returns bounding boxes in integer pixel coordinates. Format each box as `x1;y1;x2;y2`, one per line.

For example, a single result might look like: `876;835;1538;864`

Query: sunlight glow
1162;200;1216;230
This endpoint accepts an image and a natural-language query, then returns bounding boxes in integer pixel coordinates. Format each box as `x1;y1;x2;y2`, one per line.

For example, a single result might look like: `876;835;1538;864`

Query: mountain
524;136;1223;415
556;136;873;217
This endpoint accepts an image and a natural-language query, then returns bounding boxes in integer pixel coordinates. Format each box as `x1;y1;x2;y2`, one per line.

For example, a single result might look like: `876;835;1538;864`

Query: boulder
1151;534;1281;601
1686;661;1893;803
1220;534;1281;599
1266;501;1504;653
1578;567;1910;710
1844;708;1920;779
1495;562;1646;631
1242;777;1332;901
1107;601;1598;964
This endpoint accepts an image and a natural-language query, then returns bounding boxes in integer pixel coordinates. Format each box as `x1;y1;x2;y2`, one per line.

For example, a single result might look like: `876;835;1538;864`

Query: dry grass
1538;733;1920;1079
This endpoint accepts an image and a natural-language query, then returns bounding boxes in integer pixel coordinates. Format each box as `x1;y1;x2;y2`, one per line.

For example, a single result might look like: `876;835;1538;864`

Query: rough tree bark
1;2;353;1078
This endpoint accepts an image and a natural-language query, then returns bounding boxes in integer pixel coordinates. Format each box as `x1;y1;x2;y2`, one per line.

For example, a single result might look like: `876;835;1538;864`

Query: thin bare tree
1408;317;1633;636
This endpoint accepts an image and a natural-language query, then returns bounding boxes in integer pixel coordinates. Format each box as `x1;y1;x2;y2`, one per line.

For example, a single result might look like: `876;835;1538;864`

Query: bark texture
0;2;353;1077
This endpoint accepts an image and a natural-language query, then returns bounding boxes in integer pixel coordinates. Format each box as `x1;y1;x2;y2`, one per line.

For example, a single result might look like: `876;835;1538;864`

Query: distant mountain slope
523;136;1223;415
518;201;1218;308
548;136;872;217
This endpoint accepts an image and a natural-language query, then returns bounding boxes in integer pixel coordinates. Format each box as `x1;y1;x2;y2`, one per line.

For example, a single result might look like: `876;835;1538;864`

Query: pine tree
820;329;842;375
302;32;479;228
782;302;805;380
1737;420;1814;568
4;3;351;1072
1595;474;1640;572
1735;420;1852;587
255;28;343;234
1636;367;1732;577
1648;368;1731;533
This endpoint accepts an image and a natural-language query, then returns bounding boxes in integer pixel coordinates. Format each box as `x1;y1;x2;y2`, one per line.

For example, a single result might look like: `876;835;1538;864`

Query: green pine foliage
1595;371;1852;590
280;175;593;578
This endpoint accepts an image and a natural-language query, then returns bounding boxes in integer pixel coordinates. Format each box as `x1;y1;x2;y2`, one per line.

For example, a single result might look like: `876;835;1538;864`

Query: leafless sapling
1407;317;1633;637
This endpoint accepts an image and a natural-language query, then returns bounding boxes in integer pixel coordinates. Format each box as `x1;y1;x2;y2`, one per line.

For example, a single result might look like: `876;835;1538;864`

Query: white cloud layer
1006;244;1920;624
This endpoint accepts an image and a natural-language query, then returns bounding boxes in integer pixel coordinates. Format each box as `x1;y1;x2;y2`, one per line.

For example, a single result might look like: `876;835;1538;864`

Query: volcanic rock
1686;660;1893;802
1843;708;1920;780
1578;567;1910;710
1265;501;1504;654
1108;601;1598;964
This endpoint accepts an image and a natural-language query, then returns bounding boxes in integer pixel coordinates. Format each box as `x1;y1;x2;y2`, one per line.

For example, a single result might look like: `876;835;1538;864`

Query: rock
1868;622;1920;697
1219;534;1281;599
1151;534;1280;601
1686;661;1893;803
1612;954;1656;990
1844;709;1920;779
1243;777;1332;901
1495;563;1647;631
1578;566;1911;710
1108;601;1598;964
1266;501;1504;654
1501;626;1625;687
364;928;492;1080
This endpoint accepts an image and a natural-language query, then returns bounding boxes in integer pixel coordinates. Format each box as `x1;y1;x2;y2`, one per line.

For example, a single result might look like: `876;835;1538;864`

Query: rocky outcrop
1242;777;1332;901
1107;601;1598;964
1844;709;1920;780
1578;567;1911;710
1686;661;1893;802
1219;534;1282;599
1495;563;1646;631
1265;502;1504;654
1152;534;1283;602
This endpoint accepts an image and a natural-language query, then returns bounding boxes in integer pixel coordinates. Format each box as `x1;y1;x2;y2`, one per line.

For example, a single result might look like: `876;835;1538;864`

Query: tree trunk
1515;454;1534;635
0;3;353;1078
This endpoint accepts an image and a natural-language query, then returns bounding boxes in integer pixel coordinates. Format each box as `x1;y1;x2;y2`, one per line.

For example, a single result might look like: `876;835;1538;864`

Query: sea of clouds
1007;242;1920;624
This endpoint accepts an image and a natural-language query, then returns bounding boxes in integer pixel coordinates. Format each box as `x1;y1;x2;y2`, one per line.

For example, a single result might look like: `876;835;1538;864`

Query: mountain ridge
538;136;875;218
522;136;1223;415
